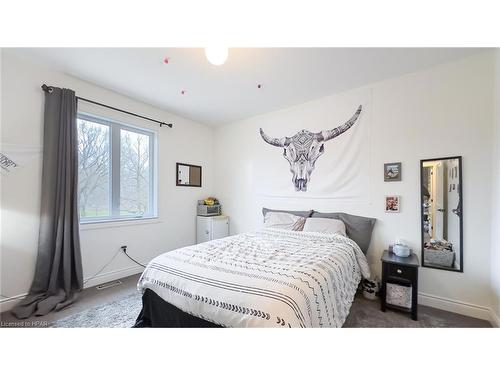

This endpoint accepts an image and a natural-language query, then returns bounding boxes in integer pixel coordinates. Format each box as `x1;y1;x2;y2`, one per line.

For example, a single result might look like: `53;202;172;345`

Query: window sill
80;217;162;231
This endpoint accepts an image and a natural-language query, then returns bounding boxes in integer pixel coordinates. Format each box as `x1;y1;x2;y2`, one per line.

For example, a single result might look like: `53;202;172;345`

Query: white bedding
138;228;370;327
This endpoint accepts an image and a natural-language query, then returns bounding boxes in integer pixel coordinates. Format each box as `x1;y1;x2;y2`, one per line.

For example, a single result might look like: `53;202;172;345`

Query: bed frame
133;289;222;328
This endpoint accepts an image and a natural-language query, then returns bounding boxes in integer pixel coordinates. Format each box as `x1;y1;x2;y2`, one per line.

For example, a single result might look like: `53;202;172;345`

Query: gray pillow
262;207;313;219
310;211;376;254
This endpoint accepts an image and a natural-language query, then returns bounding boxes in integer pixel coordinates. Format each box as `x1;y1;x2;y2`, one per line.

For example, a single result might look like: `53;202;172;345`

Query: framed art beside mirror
176;162;202;187
420;156;463;272
384;162;402;182
385;195;401;213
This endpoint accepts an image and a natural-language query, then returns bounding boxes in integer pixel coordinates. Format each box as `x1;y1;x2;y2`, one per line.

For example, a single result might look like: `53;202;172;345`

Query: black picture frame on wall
176;162;202;187
420;156;463;273
384;162;402;182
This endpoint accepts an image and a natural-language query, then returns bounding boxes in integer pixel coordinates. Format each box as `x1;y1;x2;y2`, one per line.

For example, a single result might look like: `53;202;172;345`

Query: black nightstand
380;250;420;321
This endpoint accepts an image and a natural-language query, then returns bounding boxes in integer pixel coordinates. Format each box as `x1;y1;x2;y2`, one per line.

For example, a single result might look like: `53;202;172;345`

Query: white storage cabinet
196;215;229;244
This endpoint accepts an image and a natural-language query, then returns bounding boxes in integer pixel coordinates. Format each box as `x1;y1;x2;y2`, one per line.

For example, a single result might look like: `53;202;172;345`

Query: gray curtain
12;87;83;319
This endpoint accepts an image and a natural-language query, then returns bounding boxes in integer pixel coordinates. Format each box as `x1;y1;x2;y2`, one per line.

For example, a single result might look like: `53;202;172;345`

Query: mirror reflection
421;157;463;272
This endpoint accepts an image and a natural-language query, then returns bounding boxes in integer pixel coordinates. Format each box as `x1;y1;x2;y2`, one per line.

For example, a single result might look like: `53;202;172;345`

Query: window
77;114;157;223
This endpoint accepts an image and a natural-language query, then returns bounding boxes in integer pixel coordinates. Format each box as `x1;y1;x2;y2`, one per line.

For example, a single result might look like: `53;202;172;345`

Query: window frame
77;112;158;224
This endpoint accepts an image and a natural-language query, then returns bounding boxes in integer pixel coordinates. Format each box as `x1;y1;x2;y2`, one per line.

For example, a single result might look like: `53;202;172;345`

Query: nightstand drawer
387;263;414;280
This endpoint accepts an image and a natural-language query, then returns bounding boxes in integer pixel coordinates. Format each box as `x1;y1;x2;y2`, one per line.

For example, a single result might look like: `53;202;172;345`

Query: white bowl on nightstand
393;244;411;257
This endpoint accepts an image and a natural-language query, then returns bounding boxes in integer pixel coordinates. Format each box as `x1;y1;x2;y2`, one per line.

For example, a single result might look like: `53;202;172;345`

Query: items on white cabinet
197;215;229;244
197;197;222;216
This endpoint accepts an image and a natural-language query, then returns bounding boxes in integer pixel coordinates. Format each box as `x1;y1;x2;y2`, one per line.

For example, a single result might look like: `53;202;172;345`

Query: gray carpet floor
51;291;142;328
50;291;492;328
344;295;491;328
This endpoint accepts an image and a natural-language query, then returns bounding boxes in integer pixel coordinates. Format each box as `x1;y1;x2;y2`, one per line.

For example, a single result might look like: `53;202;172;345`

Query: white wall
492;49;500;325
214;52;496;321
0;51;214;311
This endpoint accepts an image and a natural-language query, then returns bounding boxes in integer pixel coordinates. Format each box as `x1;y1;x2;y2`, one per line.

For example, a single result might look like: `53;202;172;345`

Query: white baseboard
490;310;500;328
83;265;143;289
0;265;143;313
0;292;28;313
418;292;498;326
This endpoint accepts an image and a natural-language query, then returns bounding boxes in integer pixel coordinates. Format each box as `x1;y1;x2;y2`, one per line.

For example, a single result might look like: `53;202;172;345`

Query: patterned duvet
138;228;370;327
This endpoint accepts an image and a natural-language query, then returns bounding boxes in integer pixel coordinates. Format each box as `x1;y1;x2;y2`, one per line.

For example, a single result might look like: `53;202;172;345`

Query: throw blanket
138;229;370;327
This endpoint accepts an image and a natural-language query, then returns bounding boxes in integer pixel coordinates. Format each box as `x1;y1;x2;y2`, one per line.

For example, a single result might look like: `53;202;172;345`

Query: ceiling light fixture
204;47;228;66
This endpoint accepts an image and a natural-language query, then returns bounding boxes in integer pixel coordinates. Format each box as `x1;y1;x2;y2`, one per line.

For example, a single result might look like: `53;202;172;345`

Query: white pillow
264;212;306;231
302;217;346;236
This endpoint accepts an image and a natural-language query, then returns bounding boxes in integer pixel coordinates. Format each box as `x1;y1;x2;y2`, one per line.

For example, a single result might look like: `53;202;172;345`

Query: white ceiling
10;48;485;126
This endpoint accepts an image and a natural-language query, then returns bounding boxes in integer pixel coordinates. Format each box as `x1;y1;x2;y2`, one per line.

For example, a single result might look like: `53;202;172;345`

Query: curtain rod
41;84;173;128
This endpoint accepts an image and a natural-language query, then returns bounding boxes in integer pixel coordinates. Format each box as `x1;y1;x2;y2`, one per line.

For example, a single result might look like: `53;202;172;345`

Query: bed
134;228;370;328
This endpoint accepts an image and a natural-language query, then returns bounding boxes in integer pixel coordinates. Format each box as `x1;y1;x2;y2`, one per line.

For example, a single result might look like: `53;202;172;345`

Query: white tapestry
253;91;371;202
0;143;42;175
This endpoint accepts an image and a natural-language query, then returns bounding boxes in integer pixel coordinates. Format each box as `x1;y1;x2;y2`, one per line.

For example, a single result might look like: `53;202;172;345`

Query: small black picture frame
384;162;402;182
176;162;202;187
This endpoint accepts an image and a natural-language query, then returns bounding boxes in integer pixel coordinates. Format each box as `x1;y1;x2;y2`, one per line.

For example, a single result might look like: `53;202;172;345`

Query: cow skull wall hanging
259;105;362;192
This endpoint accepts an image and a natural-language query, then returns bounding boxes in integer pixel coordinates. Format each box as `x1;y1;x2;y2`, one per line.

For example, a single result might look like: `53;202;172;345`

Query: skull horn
319;105;362;142
260;128;290;147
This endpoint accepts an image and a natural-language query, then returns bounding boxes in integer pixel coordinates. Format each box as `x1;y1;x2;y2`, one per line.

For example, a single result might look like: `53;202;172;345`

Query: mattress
137;228;370;328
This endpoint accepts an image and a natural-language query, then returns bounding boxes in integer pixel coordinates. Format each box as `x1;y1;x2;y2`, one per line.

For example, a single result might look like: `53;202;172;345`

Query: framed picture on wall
384;162;402;182
385;195;401;213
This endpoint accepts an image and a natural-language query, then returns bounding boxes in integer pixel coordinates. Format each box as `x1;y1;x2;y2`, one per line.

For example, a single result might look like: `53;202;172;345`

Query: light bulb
204;47;228;66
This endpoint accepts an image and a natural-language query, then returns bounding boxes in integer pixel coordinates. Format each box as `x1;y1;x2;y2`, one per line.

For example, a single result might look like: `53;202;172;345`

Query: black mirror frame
420;156;463;273
176;162;202;187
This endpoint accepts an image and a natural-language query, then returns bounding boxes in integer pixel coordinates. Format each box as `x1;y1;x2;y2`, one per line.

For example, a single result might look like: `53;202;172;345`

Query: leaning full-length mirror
420;156;463;272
